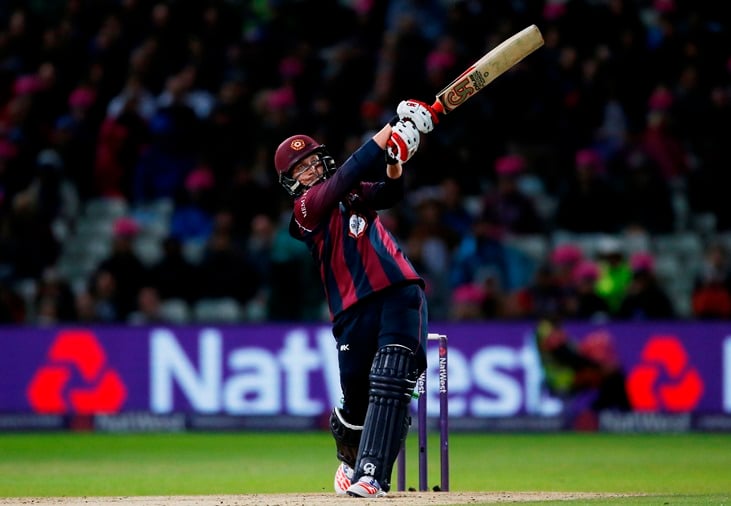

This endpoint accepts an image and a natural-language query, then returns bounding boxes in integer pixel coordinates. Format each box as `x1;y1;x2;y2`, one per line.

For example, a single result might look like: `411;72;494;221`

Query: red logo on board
26;330;127;414
626;335;703;412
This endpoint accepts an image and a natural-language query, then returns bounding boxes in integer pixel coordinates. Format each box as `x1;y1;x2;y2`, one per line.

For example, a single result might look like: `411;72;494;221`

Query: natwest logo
26;330;127;414
627;335;704;412
148;328;561;417
149;328;342;415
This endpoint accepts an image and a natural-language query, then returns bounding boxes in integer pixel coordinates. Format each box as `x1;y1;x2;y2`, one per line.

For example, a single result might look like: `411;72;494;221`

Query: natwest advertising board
1;322;730;419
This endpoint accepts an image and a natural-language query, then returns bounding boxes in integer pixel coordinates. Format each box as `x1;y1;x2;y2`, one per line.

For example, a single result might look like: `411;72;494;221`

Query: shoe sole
346;484;386;498
346;491;386;498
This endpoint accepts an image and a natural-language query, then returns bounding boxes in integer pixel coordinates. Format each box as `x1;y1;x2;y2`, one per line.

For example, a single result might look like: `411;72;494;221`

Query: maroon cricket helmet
274;134;336;196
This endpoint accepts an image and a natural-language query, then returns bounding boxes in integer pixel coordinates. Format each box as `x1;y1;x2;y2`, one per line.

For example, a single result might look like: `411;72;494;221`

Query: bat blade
432;24;544;115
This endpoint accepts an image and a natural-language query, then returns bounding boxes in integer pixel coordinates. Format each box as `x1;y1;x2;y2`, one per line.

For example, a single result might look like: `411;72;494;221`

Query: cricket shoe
346;476;387;498
333;462;354;495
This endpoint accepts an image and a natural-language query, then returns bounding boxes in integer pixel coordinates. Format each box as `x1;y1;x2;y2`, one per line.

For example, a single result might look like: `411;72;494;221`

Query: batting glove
387;119;420;163
397;99;439;134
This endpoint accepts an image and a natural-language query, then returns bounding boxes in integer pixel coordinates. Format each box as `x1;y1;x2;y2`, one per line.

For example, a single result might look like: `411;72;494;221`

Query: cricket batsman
273;100;437;497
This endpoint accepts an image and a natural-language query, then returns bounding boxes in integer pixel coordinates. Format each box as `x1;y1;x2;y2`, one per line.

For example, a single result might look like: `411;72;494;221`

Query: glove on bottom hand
387;119;420;164
397;99;439;133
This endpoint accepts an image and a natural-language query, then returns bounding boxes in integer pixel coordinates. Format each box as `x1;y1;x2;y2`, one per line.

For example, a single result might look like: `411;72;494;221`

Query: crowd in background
1;0;731;325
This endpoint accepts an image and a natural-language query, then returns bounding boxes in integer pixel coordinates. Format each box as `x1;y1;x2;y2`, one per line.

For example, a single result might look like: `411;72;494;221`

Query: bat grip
431;100;445;116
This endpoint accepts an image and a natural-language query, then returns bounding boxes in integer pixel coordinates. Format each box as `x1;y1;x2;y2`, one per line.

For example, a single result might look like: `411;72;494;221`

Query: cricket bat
431;24;544;115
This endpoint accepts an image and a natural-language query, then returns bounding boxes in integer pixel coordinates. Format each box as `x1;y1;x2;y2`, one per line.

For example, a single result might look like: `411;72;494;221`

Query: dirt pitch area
0;492;633;505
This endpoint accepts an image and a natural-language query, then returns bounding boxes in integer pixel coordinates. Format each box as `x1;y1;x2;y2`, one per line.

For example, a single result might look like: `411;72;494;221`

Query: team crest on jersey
348;213;367;238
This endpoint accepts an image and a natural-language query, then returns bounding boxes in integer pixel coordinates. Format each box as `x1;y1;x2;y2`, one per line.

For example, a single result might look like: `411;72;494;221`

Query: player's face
291;154;324;186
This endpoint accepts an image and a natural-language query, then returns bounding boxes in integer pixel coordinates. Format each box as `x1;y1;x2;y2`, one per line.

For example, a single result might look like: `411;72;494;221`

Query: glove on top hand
397;99;439;133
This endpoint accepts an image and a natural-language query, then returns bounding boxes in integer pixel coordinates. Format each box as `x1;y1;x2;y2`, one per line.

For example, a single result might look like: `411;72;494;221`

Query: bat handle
431;100;445;116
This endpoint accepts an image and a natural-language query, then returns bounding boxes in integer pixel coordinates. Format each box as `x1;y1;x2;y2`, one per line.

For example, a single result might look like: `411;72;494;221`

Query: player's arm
360;176;405;210
295;100;436;227
306;98;435;199
362;124;405;208
362;99;438;207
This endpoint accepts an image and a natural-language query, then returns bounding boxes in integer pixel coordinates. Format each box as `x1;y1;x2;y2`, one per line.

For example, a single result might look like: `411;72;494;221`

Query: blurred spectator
672;63;708;164
0;139;22;206
638;85;690;184
219;161;281;239
1;188;61;280
4;74;49;183
423;34;460;100
481;154;546;236
148;236;200;305
617;252;675;320
620;149;676;234
555;148;622;234
267;212;326;321
131;74;201;204
169;165;216;243
106;74;157;121
549;242;584;292
0;281;26;323
0;150;73;279
95;83;151;199
74;291;98;324
246;214;276;284
82;268;122;323
197;212;260;306
93;217;148;320
594;236;633;315
33;267;77;324
202;76;257;181
242;213;277;320
25;149;80;242
382;4;436;101
479;273;506;319
534;318;631;424
405;194;458;320
143;3;191;91
2;9;35;73
686;85;731;231
450;213;511;293
593;95;630;163
439;176;475;237
566;260;611;322
156;65;215;121
385;0;446;44
439;177;475;238
449;283;489;321
691;242;731;319
53;85;100;201
94;117;130;199
506;263;566;319
127;285;165;325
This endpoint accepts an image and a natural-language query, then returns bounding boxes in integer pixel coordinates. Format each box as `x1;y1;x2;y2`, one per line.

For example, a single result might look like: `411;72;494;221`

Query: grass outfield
0;431;729;504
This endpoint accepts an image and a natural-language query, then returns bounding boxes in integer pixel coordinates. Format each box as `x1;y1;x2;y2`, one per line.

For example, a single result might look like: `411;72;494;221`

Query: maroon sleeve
293;139;383;232
360;176;405;210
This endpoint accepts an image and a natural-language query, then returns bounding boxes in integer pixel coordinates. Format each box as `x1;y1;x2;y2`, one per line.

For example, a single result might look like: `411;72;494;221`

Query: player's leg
330;406;360;495
348;283;428;496
330;307;379;494
346;344;418;497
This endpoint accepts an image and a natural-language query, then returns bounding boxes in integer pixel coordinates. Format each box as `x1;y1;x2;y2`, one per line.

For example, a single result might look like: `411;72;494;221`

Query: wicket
396;332;449;492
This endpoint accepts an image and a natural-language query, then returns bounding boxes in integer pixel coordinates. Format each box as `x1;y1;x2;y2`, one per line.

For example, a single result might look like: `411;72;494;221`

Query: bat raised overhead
431;24;544;115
